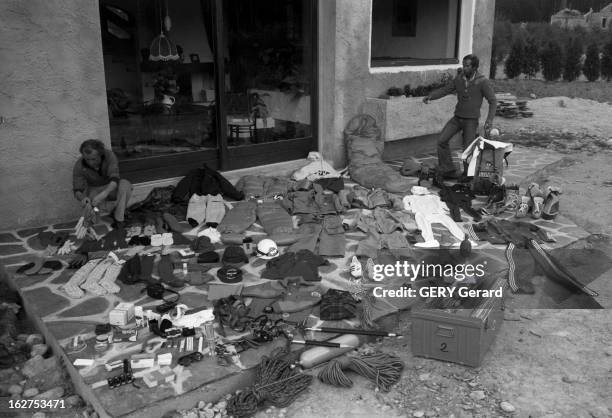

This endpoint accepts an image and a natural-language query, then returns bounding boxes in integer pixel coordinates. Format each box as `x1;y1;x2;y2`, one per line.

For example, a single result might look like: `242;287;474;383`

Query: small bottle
202;321;216;356
242;237;253;255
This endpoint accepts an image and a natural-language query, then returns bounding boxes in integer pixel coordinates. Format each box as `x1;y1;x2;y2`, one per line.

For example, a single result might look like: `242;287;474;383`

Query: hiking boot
365;258;377;282
504;189;520;212
516;196;531;218
542;186;562;220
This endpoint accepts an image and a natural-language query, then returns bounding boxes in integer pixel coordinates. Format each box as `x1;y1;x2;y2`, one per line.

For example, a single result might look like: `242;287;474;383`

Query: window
371;0;463;67
603;18;607;29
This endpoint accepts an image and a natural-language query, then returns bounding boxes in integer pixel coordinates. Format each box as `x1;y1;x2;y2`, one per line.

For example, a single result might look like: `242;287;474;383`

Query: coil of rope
317;352;404;392
226;349;313;418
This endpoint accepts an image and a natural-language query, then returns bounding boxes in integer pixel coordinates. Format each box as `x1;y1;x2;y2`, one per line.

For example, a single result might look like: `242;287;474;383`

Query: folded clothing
198;251;220;264
319;289;358;321
261;250;328;281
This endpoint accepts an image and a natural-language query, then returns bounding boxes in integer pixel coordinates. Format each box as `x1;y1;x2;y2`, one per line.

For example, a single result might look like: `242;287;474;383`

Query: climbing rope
226;350;313;418
317;352;404;392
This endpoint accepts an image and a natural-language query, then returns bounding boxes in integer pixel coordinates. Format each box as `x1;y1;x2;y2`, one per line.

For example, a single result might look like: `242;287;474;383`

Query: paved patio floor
0;145;606;417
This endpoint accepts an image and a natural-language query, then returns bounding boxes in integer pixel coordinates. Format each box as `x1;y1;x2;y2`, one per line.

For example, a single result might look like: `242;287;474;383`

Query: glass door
100;0;317;181
218;0;317;170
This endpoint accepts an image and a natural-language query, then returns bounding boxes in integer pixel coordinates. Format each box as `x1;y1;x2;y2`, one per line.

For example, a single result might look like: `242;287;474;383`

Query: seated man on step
73;139;132;229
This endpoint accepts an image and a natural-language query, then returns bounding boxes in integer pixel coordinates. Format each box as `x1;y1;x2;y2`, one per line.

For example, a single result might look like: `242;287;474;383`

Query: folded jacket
235;175;266;199
218;201;257;234
261;250;328;280
271;283;322;313
288;223;322;253
256;201;295;235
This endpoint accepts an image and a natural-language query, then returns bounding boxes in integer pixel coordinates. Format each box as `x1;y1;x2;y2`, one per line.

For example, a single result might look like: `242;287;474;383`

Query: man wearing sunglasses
423;54;497;179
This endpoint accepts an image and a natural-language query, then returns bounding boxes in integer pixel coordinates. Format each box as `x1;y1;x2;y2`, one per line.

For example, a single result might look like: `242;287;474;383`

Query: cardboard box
109;303;135;326
142;366;175;388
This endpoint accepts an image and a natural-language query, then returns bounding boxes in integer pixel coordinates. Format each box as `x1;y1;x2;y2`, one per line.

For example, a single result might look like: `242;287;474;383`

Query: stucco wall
322;0;495;168
0;0;110;229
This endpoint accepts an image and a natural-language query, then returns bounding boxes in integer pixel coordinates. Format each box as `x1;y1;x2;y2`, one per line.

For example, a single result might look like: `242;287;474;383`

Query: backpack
461;137;513;195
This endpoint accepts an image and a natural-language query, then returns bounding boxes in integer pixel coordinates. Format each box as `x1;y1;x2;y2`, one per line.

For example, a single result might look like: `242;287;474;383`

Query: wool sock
158;254;184;288
162;213;191;233
186;194;208;226
63;259;101;299
204;194;225;227
80;259;110;296
98;262;122;293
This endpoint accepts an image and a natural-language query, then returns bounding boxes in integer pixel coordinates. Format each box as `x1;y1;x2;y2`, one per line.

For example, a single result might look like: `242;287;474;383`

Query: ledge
363;96;488;141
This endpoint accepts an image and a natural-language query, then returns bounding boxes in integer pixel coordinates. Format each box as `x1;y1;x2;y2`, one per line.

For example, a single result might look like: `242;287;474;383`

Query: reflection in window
371;0;462;67
100;0;216;161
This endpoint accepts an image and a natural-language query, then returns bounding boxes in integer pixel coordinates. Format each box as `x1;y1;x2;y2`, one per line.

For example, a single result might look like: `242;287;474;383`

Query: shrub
522;37;540;79
583;42;601;82
601;39;612;81
563;38;583;82
540;41;563;81
504;38;525;79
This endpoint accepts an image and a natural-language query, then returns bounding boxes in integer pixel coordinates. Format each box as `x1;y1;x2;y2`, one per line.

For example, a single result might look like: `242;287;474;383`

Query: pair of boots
516;183;561;220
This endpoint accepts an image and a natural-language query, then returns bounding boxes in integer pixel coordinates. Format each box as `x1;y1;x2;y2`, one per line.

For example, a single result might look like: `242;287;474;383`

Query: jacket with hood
429;70;497;122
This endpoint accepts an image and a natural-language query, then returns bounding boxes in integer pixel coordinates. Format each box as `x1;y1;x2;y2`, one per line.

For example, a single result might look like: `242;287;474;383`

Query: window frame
369;0;475;73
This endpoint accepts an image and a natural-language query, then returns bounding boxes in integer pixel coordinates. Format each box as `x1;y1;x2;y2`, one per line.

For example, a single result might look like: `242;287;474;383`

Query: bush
563;38;583;82
540;41;563;81
522;37;540;79
583;43;601;82
505;38;525;79
601;40;612;81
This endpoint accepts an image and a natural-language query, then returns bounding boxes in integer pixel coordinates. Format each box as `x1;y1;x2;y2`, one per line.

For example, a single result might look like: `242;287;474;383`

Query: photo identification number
8;399;66;409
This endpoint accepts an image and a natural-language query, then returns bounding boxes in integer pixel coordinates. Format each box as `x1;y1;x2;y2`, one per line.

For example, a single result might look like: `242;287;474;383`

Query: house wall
0;0;110;230
320;0;495;168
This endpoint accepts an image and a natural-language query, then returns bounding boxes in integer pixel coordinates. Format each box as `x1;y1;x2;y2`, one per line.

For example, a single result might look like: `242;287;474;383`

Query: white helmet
256;239;279;259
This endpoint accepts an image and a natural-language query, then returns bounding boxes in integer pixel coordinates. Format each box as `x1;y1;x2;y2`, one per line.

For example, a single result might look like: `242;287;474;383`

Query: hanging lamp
149;0;179;61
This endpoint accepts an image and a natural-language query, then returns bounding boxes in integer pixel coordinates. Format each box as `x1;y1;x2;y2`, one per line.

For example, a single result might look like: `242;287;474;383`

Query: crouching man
73;139;132;229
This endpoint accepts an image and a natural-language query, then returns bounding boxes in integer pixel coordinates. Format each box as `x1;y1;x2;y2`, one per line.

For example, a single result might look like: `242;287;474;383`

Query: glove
57;240;76;256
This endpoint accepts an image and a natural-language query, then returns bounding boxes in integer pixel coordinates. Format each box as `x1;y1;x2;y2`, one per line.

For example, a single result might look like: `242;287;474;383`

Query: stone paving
0;144;602;417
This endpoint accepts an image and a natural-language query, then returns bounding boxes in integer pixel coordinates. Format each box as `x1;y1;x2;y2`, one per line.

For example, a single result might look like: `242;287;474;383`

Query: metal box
411;282;504;368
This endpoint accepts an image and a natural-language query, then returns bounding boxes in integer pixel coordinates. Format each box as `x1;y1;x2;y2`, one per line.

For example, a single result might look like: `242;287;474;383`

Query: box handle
485;318;497;331
435;325;454;338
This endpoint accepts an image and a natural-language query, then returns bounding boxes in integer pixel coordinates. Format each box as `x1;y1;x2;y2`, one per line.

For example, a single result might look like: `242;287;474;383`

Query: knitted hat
222;245;249;265
217;266;243;284
191;236;215;253
197;251;220;264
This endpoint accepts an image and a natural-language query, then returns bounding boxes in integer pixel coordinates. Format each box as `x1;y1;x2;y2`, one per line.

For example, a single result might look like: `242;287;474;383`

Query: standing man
423;54;497;179
73;139;132;229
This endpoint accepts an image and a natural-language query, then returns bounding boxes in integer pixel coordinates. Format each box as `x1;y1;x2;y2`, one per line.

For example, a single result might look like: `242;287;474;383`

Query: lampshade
149;33;179;62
